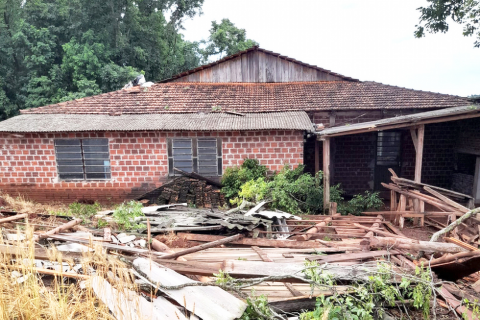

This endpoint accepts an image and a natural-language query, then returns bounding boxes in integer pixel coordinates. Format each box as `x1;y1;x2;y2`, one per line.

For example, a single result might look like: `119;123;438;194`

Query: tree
0;0;206;116
202;19;258;60
415;0;480;47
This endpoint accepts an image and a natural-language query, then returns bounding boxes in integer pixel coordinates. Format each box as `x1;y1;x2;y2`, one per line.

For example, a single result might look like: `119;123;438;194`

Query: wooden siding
172;51;344;83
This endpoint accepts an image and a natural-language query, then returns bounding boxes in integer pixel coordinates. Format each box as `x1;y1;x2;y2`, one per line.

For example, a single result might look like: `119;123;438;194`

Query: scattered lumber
0;213;28;224
159;234;243;259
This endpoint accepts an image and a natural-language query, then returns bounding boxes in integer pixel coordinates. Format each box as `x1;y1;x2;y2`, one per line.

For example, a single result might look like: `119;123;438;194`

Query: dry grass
0;225;141;319
0;193;69;215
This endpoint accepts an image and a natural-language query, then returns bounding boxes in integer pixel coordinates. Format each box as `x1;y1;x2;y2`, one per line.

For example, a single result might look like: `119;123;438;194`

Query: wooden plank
424;186;470;213
159;234;243;260
0;214;28;224
251;246;274;262
178;233;322;249
283;283;304;297
307;250;398;262
444;237;479;251
323;138;331;212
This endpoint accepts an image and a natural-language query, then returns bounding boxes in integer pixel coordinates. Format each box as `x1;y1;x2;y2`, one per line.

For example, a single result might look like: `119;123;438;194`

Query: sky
181;0;480;97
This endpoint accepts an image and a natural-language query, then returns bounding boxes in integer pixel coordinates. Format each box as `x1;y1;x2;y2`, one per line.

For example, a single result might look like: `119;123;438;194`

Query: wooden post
314;140;320;176
413;125;425;215
323;138;331;213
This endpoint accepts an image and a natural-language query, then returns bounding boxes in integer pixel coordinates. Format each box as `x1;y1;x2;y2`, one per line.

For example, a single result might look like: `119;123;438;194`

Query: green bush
224;161;383;215
221;159;267;199
112;200;144;230
231;164;344;214
340;191;384;215
68;202;101;221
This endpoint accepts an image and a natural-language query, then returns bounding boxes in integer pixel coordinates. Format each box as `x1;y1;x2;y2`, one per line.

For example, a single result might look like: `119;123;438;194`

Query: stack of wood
137;176;226;208
366;172;478;244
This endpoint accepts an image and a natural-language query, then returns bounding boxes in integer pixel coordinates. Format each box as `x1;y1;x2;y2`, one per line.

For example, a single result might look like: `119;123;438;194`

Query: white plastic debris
56;243;93;253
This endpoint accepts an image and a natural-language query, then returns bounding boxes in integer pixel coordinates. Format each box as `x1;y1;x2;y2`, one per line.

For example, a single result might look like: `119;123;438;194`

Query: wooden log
369;237;466;253
361;211;462;216
290;214;337;241
0;214;28;224
151;238;170;252
33;218;83;241
365;215;383;238
159;234;243;260
430;250;480;266
178;233;322;249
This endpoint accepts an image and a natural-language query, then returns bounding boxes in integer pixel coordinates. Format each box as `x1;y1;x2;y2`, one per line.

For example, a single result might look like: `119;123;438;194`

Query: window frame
167;137;222;176
54;138;111;181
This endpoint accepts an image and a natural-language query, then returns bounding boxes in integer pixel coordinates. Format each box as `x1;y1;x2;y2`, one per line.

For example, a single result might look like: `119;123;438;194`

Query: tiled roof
21;81;470;115
0;112;314;132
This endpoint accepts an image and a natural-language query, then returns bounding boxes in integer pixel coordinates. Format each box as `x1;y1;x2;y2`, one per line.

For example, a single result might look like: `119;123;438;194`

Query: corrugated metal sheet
133;258;247;320
0;111;314;132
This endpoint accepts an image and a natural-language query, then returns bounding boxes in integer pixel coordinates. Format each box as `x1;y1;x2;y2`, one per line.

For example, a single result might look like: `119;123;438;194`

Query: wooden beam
323;138;331;213
409;128;418;153
414;124;424;184
314;140;320;174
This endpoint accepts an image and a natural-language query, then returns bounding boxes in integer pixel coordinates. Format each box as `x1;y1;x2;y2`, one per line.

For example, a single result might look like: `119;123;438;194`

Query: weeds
112;200;144;230
0;224;133;319
68;202;101;222
300;261;434;320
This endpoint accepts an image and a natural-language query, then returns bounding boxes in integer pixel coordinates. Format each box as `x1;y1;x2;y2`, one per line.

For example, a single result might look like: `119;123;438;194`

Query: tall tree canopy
0;0;257;120
202;18;258;60
415;0;480;48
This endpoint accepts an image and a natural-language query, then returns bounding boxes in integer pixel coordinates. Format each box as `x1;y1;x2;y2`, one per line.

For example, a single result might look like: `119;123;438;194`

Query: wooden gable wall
172;50;344;83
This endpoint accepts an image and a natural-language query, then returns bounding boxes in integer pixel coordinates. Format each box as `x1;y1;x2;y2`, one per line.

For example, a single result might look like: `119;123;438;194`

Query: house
0;46;478;205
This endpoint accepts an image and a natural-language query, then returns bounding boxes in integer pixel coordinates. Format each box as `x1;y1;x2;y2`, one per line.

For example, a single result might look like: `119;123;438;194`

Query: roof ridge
363;81;468;99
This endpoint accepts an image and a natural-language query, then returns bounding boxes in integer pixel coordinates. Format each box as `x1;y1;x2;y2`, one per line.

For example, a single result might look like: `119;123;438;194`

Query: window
54;139;111;180
167;138;222;176
376;131;401;166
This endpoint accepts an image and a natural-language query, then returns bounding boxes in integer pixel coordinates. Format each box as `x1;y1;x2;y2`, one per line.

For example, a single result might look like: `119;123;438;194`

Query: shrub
68;202;101;221
221;159;268;199
112;200;144;230
339;191;384;215
225;161;383;215
232;164;344;214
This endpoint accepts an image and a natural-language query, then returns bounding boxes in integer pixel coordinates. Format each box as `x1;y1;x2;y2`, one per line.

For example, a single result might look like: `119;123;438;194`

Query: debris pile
0;172;479;319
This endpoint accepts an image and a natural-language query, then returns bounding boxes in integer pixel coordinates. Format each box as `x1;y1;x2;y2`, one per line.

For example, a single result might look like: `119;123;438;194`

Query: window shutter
217;138;223;176
167;138;173;175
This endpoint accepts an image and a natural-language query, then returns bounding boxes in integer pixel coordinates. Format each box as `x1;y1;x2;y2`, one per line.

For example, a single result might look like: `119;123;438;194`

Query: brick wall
332;133;377;195
0;130;303;203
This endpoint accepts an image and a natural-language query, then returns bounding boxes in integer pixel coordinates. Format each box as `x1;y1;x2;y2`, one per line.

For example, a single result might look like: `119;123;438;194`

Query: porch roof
316;105;480;138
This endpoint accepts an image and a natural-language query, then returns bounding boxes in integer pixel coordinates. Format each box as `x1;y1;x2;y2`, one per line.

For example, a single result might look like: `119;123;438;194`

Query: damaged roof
20;81;469;115
0;111;314;132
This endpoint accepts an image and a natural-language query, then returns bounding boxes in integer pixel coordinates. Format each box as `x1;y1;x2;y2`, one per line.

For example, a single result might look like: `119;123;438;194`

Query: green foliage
223;160;383;215
202;18;258;59
221;159;268;199
240;292;273;320
340;191;384;216
97;218;108;228
68;201;101;222
112;200;144;230
227;163;343;214
415;0;480;48
213;269;235;286
301;261;433;320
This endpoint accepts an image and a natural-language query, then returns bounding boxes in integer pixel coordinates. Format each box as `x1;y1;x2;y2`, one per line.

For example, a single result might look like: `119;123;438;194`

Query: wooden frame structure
316;105;480;211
